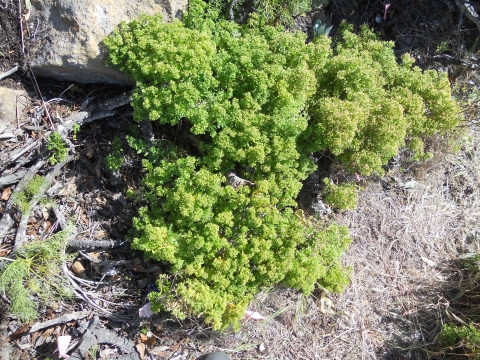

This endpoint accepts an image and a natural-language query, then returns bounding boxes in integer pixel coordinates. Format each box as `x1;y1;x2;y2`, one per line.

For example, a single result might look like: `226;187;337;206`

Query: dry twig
0;66;18;81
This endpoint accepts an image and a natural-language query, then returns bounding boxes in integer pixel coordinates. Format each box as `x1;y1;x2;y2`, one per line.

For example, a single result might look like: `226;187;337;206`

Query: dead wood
70;315;140;360
69;315;100;360
63;91;133;132
139;119;154;145
226;171;255;189
67;238;127;250
0;133;16;140
13;155;76;254
5;139;38;164
53;205;67;229
29;311;91;333
78;250;133;266
0;158;46;239
0;65;18;80
433;54;480;68
456;0;480;30
0;169;27;187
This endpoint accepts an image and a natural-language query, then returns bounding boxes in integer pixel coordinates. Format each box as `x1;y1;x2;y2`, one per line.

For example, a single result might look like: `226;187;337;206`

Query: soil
1;0;480;359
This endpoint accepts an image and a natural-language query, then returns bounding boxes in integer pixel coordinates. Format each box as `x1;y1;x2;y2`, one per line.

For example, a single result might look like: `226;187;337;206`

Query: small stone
72;261;85;276
258;343;265;352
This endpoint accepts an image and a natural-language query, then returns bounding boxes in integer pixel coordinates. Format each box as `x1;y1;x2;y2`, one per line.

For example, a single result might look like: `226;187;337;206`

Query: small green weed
72;123;81;141
46;132;68;165
0;224;75;322
105;136;124;171
87;344;99;359
436;41;449;54
12;175;48;213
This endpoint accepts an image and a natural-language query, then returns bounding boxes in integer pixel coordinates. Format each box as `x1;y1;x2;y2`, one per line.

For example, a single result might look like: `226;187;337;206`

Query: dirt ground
1;0;480;359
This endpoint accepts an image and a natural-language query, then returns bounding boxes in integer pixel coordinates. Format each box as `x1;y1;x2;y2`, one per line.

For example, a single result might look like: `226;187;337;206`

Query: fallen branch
456;0;480;30
433;54;479;69
0;158;46;239
70;316;140;360
0;66;19;81
69;316;100;360
0;169;27;187
63;91;133;132
67;238;127;249
13;155;76;253
29;311;91;333
226;171;255;189
78;250;133;266
7;139;38;163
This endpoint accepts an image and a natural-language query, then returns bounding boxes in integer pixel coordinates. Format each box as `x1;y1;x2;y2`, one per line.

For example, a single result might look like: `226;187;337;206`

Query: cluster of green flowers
104;0;459;329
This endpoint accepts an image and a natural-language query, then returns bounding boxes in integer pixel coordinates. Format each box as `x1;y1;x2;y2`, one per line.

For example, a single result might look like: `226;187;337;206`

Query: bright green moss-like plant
0;225;75;322
133;156;351;329
322;178;358;211
303;23;461;175
46;132;68;165
104;0;459;330
105;136;124;171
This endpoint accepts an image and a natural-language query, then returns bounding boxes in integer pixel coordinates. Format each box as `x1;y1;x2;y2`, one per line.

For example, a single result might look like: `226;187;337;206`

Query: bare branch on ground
0;168;27;187
29;311;91;333
13;154;76;254
0;65;18;80
0;158;46;239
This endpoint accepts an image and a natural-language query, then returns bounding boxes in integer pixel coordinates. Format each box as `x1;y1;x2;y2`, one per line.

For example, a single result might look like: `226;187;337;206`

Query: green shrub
46;132;68;165
302;23;461;175
439;323;480;358
103;0;459;330
322;178;358;211
132;155;351;329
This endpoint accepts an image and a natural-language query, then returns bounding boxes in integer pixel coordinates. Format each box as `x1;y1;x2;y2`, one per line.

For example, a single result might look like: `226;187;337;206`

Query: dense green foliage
322;178;358;211
103;0;459;329
0;225;74;322
439;323;480;358
133;156;351;329
303;23;460;175
46;132;68;165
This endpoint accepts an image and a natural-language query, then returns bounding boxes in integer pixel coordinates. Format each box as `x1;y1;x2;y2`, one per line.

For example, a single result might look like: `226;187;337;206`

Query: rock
29;0;188;85
297;166;331;216
0;86;27;134
196;352;231;360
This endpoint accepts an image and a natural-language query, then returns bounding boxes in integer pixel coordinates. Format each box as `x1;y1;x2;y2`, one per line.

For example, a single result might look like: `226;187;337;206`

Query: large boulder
29;0;188;85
